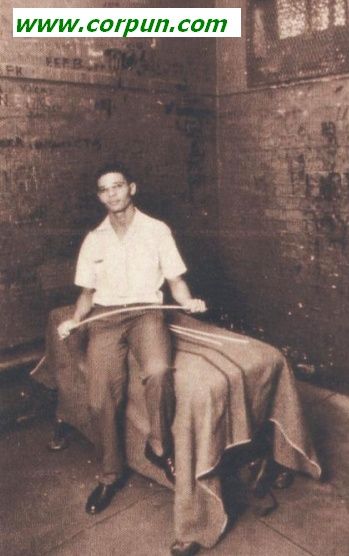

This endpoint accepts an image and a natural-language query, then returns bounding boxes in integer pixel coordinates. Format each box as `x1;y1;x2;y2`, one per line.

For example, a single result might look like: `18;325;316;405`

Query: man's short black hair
95;162;134;184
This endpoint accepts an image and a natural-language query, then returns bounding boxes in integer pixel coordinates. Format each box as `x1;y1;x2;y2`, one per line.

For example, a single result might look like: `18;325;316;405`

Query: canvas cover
34;306;321;548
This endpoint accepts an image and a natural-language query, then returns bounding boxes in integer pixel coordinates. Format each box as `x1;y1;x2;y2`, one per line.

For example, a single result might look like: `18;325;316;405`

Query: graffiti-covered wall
0;0;217;349
216;0;349;386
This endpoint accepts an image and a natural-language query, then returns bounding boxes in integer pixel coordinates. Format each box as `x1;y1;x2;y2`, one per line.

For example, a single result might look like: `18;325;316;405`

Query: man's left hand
184;299;207;313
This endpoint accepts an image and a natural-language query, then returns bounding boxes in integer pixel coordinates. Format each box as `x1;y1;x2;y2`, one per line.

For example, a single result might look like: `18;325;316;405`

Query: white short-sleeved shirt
74;209;187;306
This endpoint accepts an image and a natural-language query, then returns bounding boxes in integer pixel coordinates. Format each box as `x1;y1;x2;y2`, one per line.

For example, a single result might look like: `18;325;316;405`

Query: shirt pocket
92;259;105;283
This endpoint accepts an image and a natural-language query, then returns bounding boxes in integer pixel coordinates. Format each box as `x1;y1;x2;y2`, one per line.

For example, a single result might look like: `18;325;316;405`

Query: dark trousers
86;306;174;482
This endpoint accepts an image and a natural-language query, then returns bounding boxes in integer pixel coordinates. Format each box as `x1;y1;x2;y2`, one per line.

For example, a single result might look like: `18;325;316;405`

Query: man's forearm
168;277;192;306
72;289;94;322
167;277;207;313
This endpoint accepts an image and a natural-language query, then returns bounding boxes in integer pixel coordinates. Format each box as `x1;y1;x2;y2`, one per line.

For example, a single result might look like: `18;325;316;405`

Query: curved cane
30;304;248;377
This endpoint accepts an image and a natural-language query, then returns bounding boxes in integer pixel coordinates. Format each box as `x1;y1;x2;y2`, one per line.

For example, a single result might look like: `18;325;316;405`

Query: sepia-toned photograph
0;2;348;555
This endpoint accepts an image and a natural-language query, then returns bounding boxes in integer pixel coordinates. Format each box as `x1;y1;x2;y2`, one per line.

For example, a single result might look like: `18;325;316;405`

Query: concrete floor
0;381;348;556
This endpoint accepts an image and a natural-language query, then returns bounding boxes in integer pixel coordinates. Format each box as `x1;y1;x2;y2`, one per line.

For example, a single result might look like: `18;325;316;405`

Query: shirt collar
96;208;142;235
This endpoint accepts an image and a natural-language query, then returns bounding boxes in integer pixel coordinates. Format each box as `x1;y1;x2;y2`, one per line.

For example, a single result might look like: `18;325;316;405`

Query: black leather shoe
85;478;125;515
144;441;175;484
170;540;201;556
47;420;70;451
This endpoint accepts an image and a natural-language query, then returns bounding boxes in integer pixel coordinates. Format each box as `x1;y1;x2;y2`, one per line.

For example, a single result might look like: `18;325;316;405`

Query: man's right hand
57;319;77;340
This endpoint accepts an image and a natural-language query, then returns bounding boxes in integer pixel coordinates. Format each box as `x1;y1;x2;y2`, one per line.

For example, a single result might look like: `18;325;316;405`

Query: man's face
97;172;136;213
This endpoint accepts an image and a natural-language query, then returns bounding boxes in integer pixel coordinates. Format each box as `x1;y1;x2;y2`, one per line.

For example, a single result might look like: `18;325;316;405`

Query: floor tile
0;422;167;556
305;392;349;511
49;491;174;556
208;517;309;556
259;475;349;556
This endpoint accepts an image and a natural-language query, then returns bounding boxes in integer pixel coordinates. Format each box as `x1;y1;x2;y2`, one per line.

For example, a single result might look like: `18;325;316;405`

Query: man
57;162;206;520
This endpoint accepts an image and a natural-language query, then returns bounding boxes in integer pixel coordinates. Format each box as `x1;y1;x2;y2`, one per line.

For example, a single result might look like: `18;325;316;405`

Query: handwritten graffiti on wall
0;65;23;77
175;105;212;203
305;171;349;248
0;136;101;151
0;84;113;121
0;93;8;106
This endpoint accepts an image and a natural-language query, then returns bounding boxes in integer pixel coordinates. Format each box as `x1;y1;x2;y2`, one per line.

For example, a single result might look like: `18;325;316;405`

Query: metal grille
247;0;349;86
